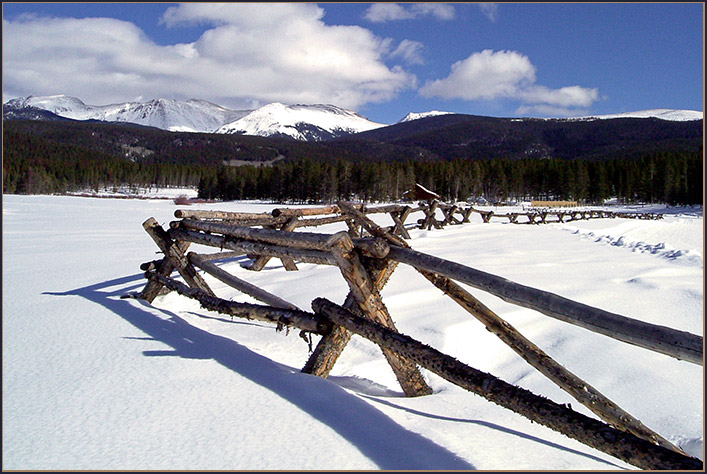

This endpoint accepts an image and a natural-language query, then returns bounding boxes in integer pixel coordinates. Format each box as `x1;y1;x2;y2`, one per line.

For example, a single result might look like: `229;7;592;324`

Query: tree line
195;153;702;205
3;125;702;204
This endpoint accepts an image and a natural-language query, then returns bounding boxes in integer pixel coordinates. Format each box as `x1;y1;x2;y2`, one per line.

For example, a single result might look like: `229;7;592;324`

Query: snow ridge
215;102;385;140
575;109;703;122
4;95;251;132
398;111;453;123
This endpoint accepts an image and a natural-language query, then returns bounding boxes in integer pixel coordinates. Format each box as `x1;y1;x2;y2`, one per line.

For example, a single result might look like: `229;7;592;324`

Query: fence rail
130;199;700;470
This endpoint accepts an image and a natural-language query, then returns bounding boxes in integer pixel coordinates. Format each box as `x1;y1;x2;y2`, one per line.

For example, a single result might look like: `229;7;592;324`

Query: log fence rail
129;199;698;471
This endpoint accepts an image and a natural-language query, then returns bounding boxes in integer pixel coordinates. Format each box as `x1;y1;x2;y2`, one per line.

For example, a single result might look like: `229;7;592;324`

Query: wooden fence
130;200;700;470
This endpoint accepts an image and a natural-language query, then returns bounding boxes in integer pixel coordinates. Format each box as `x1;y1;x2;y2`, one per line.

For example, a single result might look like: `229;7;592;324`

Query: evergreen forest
3;118;703;205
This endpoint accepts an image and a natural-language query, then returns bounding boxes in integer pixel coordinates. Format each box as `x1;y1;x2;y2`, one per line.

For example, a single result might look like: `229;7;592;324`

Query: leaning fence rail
129;200;701;470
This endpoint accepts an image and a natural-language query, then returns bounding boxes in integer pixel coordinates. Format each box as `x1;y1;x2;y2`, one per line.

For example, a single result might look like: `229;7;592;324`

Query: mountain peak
215;102;385;140
399;110;453;123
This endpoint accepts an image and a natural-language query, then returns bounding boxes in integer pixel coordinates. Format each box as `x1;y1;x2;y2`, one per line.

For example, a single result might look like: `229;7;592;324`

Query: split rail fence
130;200;700;471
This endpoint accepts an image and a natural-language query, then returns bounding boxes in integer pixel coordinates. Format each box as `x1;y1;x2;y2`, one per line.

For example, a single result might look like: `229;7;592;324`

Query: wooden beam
169;228;337;266
327;233;433;397
417;268;684;454
302;258;399;378
249;216;300;272
386;245;703;365
145;271;330;335
141;217;215;298
311;297;702;471
179;218;347;251
189;253;300;311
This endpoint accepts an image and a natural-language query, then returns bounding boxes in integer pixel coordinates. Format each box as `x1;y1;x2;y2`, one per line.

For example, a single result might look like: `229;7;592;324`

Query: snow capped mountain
4;95;384;139
576;109;703;122
216;102;385;141
4;95;702;143
4;95;251;133
97;98;251;132
398;110;453;123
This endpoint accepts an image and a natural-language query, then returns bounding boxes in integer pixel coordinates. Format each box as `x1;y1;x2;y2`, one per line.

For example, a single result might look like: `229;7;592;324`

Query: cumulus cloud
419;50;599;113
364;3;456;22
2;4;416;110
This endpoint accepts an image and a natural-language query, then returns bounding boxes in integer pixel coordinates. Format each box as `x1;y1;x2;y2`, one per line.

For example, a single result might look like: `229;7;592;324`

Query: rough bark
327;233;433;397
145;271;330;335
142;217;215;297
302;258;399;377
179;218;347;251
169;228;336;267
249;217;300;272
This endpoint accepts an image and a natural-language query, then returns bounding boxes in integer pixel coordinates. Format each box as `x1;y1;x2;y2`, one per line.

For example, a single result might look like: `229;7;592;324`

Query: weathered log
145;271;330;335
420;200;441;230
363;204;409;215
188;253;300;311
302;258;399;377
386;246;703;365
175;209;275;221
272;205;343;218
338;201;408;248
327;233;433;397
169;228;337;266
296;214;350;228
179;218;346;251
390;207;412;239
194;250;246;262
311;297;702;471
459;207;474;223
249;216;300;272
417;268;684;454
142;217;215;297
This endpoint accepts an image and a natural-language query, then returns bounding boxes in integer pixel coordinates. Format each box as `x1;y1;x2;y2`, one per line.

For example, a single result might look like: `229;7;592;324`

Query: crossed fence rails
128;200;700;470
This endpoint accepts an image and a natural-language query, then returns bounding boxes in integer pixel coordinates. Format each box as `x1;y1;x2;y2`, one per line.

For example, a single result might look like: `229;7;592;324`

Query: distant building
403;183;441;201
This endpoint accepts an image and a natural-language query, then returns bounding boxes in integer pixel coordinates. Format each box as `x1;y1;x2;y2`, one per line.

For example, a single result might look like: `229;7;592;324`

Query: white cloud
390;40;425;65
419;49;599;112
477;3;499;22
364;3;456;22
2;4;416;110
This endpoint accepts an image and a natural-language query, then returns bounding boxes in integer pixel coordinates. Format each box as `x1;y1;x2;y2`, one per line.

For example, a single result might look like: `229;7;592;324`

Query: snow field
2;195;703;469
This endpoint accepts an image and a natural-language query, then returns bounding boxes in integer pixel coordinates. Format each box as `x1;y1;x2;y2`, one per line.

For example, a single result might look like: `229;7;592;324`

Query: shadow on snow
46;273;474;470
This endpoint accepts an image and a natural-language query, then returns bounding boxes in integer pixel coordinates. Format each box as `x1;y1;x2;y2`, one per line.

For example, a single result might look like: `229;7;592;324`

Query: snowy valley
2;193;703;470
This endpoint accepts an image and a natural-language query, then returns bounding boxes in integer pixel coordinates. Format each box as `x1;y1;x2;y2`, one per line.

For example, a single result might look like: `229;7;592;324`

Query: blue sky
2;2;703;124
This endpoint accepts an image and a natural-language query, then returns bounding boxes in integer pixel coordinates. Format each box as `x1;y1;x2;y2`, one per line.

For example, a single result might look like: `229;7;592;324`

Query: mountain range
3;94;703;142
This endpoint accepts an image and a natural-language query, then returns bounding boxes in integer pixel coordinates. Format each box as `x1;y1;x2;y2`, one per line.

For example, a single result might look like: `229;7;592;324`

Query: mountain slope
216;102;385;141
340;113;703;161
578;109;703;122
3;95;384;140
3;95;251;133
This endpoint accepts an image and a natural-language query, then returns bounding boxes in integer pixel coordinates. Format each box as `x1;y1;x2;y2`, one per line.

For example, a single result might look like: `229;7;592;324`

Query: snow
5;96;701;140
398;110;453;123
2;195;703;470
216;102;385;139
5;95;251;133
575;109;703;122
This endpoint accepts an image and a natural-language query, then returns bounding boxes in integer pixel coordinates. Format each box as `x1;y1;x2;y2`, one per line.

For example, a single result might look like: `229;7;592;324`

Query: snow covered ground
2;194;703;470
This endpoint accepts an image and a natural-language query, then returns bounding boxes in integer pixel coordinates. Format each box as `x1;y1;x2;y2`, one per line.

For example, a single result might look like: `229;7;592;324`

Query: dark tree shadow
45;274;475;470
